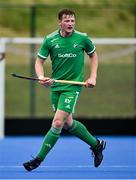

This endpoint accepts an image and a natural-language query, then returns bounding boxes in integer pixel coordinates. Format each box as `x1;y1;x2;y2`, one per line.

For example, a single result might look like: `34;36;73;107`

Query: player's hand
38;76;54;87
85;77;96;88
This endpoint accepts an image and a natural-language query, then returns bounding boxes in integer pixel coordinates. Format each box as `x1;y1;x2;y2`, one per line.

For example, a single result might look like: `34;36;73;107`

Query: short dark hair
58;9;76;20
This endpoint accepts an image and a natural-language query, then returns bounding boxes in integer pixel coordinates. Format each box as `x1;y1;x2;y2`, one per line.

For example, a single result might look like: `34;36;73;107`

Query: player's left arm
85;51;98;88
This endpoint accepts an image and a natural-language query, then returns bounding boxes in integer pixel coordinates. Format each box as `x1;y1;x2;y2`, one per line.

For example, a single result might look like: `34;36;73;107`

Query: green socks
37;127;60;161
37;120;97;161
68;120;97;147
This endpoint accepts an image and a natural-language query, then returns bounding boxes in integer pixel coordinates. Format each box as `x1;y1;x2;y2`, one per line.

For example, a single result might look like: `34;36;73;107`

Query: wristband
38;75;44;79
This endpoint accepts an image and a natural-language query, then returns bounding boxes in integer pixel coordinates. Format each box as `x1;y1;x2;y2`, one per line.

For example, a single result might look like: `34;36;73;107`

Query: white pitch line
0;179;136;180
0;165;135;168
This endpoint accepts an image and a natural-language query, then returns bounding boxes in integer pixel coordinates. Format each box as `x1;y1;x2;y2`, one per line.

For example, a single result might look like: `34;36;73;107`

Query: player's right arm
35;37;54;86
35;57;53;86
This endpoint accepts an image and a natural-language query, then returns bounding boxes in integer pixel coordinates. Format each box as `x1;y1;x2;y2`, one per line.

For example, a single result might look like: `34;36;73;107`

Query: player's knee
52;119;64;129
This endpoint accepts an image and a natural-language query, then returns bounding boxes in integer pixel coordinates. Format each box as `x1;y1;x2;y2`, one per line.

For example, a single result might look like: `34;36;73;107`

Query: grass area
1;0;136;118
6;60;135;118
0;1;135;37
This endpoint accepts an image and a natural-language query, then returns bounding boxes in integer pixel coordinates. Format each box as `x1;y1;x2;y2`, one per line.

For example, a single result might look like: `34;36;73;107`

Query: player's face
59;14;75;36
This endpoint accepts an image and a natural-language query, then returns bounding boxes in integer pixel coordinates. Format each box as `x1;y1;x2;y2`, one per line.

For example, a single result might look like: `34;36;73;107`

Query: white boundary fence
0;37;136;138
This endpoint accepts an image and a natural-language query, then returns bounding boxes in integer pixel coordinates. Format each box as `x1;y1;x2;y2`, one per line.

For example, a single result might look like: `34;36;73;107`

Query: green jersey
37;30;96;91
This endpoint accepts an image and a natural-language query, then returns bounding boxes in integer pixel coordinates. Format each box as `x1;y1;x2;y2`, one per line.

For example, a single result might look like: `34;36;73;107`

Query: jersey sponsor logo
58;53;77;58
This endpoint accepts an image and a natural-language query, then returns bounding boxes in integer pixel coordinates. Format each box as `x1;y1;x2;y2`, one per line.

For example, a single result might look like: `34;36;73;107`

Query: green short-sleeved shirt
37;30;96;92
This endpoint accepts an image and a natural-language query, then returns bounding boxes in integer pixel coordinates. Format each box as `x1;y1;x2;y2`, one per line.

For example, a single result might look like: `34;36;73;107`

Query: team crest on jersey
73;44;78;48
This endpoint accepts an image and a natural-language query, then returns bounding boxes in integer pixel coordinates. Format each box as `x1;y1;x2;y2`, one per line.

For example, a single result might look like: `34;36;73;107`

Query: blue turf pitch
0;136;136;179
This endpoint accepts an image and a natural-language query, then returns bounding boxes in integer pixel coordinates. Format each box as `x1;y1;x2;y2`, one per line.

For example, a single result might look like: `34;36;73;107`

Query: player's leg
23;91;70;171
23;109;70;171
36;91;73;161
59;90;106;167
36;109;69;160
64;115;97;147
61;91;97;147
63;111;106;167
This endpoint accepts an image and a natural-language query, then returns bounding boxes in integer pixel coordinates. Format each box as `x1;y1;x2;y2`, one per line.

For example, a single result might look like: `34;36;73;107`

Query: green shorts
50;91;80;113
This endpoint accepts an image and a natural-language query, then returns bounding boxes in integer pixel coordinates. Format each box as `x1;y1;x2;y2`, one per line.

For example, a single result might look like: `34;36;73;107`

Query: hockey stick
11;73;86;86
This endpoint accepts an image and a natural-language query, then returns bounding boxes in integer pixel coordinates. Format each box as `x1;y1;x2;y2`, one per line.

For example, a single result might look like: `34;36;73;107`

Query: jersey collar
58;29;75;38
